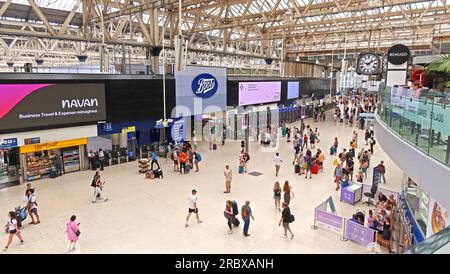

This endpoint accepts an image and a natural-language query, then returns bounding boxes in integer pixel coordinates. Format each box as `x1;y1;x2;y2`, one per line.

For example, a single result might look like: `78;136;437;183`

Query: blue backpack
196;153;202;162
19;207;28;221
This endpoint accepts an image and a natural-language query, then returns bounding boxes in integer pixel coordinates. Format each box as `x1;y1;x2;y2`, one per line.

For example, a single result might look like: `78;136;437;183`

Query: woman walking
3;211;24;251
224;201;234;234
273;181;282;211
283;181;294;206
279;202;294;239
66;215;80;251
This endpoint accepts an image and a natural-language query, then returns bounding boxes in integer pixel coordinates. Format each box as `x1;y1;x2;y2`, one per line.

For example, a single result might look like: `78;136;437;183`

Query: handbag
290;214;295;223
69;222;81;237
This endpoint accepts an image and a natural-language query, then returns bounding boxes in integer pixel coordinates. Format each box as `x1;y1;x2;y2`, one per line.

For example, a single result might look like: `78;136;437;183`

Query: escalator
404;226;450;254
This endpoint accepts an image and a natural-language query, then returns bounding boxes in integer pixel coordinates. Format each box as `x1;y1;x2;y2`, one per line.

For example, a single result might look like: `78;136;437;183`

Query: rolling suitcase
294;165;300;174
232;217;240;227
239;165;244;174
213;144;217;150
311;164;319;174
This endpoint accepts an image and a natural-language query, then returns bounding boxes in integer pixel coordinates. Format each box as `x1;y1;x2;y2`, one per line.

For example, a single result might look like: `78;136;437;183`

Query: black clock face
357;53;380;75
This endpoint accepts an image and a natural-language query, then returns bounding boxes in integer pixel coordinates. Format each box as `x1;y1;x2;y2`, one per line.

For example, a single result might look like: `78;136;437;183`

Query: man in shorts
185;189;202;228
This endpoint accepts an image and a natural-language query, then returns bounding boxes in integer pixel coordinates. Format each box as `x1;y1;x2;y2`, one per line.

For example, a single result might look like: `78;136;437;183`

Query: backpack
195;153;202;162
19;207;28;221
91;178;97;187
232;201;238;216
241;206;247;219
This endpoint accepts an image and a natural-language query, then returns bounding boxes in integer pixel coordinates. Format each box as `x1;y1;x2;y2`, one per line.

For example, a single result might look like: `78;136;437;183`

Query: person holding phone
66;215;80;251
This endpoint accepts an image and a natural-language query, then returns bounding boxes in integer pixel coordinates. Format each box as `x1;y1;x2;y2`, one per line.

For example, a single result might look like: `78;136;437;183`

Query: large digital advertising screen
287;81;300;99
0;83;106;132
175;66;227;117
238;82;281;106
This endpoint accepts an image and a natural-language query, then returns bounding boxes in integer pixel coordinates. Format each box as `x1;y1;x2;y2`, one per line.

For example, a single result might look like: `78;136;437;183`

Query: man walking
273;152;283;177
185;189;202;228
378;161;387;184
224;165;232;193
241;200;254;237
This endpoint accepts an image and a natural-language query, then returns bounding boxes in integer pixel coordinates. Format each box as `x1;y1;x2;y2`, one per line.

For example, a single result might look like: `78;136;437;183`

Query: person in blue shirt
241;200;254;237
150;151;160;170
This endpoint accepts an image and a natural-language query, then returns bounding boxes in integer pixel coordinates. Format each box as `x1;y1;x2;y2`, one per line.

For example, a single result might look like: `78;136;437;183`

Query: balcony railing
377;86;450;167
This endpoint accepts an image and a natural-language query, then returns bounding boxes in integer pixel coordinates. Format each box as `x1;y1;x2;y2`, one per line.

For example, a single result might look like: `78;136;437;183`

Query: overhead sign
175;66;227;117
387;44;410;65
0;138;18;149
20;138;87;154
0;83;106;132
121;126;136;133
191;73;218;99
24;137;41;145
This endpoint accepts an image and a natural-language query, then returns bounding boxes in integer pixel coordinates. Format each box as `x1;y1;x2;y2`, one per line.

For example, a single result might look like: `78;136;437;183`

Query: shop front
0;137;20;188
19;138;88;181
97;120;165;162
398;175;450;253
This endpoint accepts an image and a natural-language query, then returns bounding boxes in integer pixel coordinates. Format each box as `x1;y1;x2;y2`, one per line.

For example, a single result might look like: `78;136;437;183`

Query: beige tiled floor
0;115;403;254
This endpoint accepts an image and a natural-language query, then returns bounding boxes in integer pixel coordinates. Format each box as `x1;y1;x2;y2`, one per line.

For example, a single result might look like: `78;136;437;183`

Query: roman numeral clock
356;52;381;75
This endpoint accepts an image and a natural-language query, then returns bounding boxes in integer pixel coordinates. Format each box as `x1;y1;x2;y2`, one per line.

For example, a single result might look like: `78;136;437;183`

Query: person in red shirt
179;150;188;174
303;134;308;150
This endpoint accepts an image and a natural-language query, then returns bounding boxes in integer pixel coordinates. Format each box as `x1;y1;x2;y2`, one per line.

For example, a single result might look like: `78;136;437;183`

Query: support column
149;8;160;75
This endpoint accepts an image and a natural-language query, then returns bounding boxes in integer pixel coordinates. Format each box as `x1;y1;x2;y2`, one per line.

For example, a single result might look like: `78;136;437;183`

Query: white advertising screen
287;81;300;99
238;82;281;106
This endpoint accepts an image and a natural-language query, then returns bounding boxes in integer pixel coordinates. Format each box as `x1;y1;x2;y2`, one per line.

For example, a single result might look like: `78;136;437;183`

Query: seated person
387;194;397;208
350;214;360;224
381;217;392;240
384;204;393;218
377;192;388;205
367;210;375;229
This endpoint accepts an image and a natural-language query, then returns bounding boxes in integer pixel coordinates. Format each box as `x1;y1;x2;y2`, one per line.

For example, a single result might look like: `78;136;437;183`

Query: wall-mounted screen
238;82;281;106
0;83;106;132
287;81;300;99
175;66;227;117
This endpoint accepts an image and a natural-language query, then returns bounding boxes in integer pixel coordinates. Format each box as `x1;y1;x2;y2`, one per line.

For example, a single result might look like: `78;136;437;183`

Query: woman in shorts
4;211;24;251
273;181;282;211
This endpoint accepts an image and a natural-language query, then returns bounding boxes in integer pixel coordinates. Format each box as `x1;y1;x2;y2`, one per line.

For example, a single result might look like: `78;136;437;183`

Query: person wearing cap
279;202;294;239
185;189;202;228
241;200;254;237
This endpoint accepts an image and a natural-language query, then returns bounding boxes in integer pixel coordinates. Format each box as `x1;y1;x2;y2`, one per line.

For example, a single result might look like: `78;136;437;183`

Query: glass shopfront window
405;177;430;236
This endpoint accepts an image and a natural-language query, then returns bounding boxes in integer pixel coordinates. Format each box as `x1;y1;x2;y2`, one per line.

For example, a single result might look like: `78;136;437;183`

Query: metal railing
377;86;450;167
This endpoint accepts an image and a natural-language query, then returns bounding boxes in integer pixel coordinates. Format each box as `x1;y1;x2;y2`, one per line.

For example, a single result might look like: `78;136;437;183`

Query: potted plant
425;54;450;90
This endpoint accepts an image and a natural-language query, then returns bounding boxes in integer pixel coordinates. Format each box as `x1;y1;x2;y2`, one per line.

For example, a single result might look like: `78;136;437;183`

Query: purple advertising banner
341;187;355;205
316;209;344;234
345;219;377;246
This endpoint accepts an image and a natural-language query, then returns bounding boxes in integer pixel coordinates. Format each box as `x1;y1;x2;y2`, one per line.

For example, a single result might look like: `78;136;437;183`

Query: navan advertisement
0;83;106;132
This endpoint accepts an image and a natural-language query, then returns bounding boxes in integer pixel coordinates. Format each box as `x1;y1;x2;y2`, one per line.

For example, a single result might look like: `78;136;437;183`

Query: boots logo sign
191;73;218;99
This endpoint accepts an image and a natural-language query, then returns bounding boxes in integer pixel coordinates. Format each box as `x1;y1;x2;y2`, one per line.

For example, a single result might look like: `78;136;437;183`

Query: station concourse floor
0;115;403;254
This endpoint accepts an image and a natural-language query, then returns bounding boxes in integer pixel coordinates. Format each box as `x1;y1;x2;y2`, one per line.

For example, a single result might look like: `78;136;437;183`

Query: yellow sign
20;138;87;154
121;126;136;133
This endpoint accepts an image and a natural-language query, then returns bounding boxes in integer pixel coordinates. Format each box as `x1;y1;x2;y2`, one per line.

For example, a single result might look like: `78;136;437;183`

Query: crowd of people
3;92;397;253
